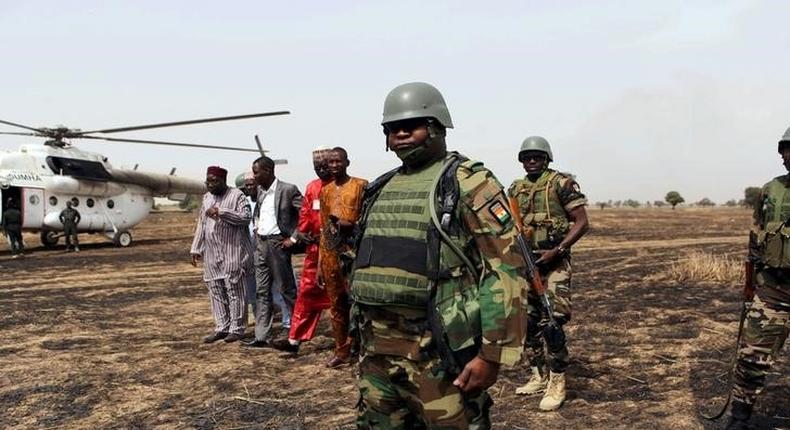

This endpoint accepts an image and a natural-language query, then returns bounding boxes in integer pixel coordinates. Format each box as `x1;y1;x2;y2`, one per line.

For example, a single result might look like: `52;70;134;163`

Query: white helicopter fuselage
0;144;204;247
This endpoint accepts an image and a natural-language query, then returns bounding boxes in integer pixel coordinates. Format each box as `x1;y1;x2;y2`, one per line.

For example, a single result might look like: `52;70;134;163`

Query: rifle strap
699;301;750;420
427;153;479;285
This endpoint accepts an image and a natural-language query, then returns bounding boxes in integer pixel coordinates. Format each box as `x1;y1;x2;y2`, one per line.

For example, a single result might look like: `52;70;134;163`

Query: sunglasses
383;118;429;134
519;153;547;162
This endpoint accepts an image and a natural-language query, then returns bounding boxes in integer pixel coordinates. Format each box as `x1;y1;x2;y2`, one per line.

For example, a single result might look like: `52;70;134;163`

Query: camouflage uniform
508;169;586;374
732;175;790;405
351;155;526;429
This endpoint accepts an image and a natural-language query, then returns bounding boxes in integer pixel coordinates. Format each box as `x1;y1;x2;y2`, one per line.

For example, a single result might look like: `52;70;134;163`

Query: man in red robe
273;147;333;353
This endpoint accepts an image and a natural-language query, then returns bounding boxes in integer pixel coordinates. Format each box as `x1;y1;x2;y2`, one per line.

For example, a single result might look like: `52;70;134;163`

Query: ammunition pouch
760;222;790;268
522;212;568;249
427;279;481;375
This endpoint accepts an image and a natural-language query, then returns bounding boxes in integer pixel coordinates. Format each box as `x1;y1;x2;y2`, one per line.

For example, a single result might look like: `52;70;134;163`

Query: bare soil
1;208;787;429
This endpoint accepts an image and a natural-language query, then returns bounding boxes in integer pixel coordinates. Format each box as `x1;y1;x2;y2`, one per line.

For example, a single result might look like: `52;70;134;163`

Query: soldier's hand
535;247;561;265
190;253;202;267
453;356;500;395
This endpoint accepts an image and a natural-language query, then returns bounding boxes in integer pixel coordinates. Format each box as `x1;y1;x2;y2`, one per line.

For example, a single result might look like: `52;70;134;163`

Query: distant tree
645;201;652;207
696;197;716;207
624;199;641;208
613;200;622;208
665;191;685;210
654;200;667;208
743;187;762;209
595;201;609;210
724;199;738;207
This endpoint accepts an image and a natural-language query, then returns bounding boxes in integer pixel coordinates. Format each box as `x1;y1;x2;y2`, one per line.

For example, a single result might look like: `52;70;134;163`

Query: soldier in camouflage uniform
349;82;526;429
508;136;588;411
725;127;790;430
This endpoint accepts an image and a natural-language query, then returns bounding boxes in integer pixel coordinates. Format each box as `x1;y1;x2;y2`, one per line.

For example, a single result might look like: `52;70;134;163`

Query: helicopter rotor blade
78;135;261;153
0;131;39;137
0;119;47;134
77;111;290;135
254;134;271;154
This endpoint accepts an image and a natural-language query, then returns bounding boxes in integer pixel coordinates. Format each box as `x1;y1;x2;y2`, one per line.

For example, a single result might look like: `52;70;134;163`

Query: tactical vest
758;176;790;268
511;170;570;249
352;160;444;309
350;155;483;362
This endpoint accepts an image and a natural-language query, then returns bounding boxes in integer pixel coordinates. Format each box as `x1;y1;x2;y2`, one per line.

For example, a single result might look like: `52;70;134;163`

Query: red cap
206;166;227;178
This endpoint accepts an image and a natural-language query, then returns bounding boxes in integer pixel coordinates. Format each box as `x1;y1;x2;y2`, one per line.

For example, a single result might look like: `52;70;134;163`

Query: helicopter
0;112;289;248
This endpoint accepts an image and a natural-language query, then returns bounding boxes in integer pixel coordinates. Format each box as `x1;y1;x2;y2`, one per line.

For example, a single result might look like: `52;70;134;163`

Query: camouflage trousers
356;354;492;430
731;267;789;405
525;255;572;374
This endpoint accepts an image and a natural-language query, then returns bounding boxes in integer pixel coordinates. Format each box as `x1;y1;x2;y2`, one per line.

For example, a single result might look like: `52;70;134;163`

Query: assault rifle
700;260;757;420
508;197;566;347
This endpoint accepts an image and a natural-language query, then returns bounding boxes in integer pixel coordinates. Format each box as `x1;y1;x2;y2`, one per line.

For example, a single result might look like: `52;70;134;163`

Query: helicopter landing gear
113;231;132;247
41;230;59;249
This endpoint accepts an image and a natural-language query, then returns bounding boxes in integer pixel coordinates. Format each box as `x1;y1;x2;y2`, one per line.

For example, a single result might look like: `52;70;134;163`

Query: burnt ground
0;208;787;429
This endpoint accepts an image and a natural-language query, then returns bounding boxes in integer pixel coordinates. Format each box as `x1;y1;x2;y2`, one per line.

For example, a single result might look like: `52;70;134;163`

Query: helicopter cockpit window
70;197;79;207
107;199;115;209
49;196;58;206
29;195;40;205
46;156;112;181
86;198;95;208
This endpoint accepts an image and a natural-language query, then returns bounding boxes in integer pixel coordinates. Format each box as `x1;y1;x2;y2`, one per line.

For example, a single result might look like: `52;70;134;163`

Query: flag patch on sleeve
488;201;511;226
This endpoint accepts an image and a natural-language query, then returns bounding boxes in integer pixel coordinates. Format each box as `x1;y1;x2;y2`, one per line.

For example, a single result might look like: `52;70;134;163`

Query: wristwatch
556;245;568;256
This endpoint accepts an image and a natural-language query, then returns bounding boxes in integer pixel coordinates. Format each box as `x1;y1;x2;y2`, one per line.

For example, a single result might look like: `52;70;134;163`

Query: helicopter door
21;188;45;229
1;186;23;225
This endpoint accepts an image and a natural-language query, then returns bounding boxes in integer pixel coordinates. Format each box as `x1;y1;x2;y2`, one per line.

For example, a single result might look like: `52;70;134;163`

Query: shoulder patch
488;200;512;226
459;159;485;173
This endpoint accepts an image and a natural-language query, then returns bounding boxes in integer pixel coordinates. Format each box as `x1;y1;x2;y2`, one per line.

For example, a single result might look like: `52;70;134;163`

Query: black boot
724;401;752;430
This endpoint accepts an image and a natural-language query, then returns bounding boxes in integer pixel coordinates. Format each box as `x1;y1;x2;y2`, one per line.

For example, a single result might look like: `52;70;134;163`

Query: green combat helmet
382;82;454;128
234;172;246;188
778;126;790;152
519;136;553;162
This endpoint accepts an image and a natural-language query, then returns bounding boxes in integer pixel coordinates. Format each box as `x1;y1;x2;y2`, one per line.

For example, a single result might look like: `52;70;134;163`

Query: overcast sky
2;1;789;203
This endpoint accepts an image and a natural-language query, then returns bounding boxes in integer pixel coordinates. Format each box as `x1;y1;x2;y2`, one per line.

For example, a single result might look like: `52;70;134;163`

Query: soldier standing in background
2;198;24;257
725;127;790;430
349;82;525;428
59;200;81;252
509;136;588;411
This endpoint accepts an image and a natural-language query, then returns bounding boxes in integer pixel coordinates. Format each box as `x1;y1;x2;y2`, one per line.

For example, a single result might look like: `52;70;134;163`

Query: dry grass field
0;207;787;429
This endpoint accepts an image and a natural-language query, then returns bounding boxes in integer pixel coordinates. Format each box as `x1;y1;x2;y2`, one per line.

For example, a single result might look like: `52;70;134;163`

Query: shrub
666;251;743;284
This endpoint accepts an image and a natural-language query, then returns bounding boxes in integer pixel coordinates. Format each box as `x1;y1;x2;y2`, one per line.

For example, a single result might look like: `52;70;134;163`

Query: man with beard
509;136;588;411
273;147;334;354
191;166;254;343
318;146;367;367
725;127;790;429
349;82;525;428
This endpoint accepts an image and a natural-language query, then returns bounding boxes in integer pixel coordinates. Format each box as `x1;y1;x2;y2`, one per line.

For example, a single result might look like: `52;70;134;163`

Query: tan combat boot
539;371;566;411
515;366;548;395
